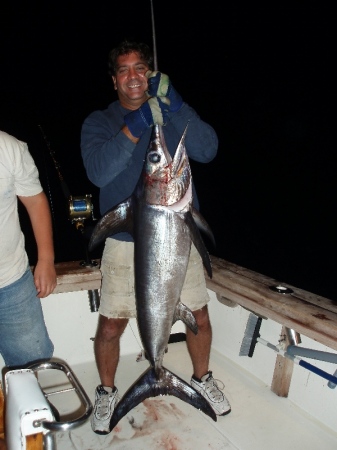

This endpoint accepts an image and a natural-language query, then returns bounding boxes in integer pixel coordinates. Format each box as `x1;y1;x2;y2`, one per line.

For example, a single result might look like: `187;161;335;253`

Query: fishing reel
69;195;100;312
68;194;95;231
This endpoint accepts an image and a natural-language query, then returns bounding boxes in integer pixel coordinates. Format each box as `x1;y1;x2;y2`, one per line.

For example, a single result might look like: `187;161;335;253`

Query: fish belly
134;206;191;370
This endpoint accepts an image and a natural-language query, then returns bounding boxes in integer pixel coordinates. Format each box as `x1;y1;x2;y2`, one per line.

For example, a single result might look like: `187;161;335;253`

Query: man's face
112;52;150;110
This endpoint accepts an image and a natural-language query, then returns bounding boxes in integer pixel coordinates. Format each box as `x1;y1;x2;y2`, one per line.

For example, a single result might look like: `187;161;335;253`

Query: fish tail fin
109;365;216;430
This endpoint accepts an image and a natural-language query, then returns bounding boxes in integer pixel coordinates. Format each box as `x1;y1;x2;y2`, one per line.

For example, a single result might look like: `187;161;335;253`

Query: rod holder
285;327;302;346
88;289;100;312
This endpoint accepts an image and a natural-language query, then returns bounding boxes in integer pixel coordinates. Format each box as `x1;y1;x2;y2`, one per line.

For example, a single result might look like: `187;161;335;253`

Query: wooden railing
53;255;337;352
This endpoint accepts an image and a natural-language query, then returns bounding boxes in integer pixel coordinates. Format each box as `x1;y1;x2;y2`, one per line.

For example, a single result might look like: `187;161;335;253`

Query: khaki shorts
99;238;210;318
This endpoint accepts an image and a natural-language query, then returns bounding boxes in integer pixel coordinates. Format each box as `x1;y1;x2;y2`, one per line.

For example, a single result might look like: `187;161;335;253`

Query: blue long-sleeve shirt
81;100;218;241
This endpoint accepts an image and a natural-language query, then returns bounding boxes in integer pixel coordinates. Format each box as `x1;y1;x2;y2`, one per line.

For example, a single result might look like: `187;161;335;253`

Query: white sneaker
191;371;231;416
91;385;119;434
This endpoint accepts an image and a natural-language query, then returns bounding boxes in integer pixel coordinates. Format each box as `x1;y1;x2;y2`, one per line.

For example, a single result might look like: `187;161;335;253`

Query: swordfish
89;123;217;430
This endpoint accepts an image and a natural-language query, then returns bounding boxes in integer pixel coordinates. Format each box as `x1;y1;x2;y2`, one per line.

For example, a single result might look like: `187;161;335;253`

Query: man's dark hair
108;40;154;76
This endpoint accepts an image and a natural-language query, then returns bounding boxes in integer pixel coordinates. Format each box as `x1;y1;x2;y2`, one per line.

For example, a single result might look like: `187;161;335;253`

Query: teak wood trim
206;256;337;352
51;256;337;352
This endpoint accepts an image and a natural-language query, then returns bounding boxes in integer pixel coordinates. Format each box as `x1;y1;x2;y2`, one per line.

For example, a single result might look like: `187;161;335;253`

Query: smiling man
81;39;231;435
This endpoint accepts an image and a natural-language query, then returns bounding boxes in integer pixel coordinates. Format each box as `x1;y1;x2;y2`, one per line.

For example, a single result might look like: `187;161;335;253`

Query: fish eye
149;152;161;163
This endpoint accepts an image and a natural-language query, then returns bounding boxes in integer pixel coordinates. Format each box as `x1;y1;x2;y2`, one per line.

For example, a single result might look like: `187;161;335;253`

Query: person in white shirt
0;130;56;367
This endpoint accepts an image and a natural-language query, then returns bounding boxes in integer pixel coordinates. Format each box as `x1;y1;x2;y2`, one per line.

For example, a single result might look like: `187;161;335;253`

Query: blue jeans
0;266;54;367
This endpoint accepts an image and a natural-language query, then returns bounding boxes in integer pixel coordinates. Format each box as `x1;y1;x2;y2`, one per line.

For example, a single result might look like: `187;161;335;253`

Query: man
81;40;231;435
0;130;56;368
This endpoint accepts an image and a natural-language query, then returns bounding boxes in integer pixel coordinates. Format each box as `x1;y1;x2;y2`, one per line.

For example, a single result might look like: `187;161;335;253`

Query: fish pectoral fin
191;208;216;248
88;197;133;251
174;302;198;334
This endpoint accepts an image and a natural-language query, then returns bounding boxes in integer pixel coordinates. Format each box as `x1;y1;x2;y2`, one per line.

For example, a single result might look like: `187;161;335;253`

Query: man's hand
146;71;183;112
146;70;170;97
124;97;170;138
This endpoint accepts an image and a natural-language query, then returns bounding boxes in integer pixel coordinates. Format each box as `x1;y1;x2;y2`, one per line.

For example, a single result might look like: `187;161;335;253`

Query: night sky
1;3;335;300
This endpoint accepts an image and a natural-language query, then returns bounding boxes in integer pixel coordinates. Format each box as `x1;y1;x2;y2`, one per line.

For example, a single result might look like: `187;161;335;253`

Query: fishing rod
38;125;71;200
150;0;158;71
38;125;95;233
38;125;100;312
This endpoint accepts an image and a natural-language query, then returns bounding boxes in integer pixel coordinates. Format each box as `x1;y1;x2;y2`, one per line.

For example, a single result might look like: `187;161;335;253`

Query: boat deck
40;341;337;450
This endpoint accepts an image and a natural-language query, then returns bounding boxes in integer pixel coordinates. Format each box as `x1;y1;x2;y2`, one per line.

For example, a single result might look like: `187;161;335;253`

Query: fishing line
38;125;57;234
123;0;158;362
128;321;145;360
124;0;167;360
126;0;159;359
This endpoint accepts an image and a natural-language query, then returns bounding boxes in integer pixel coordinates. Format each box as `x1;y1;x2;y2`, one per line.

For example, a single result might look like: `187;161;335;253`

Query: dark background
1;2;335;300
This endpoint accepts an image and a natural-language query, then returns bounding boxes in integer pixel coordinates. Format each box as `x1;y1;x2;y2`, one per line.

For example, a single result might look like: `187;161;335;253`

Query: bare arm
19;191;57;298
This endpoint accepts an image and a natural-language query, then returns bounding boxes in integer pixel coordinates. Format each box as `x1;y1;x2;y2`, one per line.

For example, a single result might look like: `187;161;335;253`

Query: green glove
146;70;170;97
146;71;183;112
